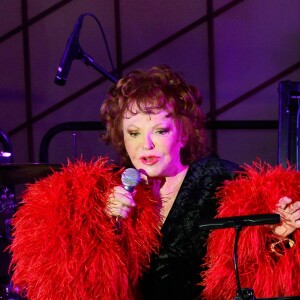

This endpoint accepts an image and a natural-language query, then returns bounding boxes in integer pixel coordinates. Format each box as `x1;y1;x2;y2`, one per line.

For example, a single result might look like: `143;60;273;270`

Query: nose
142;134;154;150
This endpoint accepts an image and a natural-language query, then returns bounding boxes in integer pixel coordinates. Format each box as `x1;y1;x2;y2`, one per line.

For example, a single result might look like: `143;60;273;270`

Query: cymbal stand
0;186;22;300
0;186;15;242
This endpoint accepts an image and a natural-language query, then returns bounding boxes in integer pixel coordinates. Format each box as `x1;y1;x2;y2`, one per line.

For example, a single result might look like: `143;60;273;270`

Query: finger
291;210;300;222
279;201;300;216
114;186;136;207
114;192;136;208
279;209;300;228
276;196;292;209
107;205;130;218
107;198;132;214
290;201;300;213
106;185;137;218
114;186;134;196
106;193;130;216
276;206;295;224
119;208;129;219
280;196;292;203
119;203;131;213
106;205;119;217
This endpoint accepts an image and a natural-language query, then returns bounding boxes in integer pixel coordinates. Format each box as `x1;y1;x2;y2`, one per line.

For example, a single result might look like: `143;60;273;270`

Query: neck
160;166;189;196
145;166;188;195
149;166;189;225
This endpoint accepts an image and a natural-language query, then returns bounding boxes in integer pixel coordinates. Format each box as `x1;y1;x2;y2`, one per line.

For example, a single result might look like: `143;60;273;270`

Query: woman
10;66;300;300
99;65;239;299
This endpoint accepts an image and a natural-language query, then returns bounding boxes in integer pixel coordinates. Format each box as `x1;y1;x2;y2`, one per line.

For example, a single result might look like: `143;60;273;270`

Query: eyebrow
126;120;173;130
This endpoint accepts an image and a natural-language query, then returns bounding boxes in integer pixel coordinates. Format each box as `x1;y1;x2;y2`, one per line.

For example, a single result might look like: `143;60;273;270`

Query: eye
155;128;170;135
128;131;140;137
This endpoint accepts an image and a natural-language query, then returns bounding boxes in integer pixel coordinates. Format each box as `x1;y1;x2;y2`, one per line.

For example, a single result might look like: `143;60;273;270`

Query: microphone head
121;168;141;192
55;66;68;86
54;15;84;86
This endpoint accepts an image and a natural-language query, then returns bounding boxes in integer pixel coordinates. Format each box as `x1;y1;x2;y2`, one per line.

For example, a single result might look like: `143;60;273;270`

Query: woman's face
122;108;187;178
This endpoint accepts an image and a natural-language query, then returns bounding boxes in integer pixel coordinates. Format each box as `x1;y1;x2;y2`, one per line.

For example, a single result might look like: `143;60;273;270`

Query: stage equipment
278;80;300;170
54;13;118;86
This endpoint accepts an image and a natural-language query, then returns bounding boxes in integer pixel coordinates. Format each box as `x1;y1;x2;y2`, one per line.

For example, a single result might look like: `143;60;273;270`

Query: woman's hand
272;196;300;238
106;186;136;219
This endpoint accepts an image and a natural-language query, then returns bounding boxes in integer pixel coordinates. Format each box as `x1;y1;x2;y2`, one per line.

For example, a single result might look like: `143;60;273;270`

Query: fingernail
132;202;136;207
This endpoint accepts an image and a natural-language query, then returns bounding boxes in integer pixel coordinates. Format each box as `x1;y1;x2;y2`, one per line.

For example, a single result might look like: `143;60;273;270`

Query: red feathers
12;159;300;299
9;159;161;300
201;162;300;299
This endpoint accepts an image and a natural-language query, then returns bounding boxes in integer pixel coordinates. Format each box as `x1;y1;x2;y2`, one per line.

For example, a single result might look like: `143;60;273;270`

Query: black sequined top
139;156;238;300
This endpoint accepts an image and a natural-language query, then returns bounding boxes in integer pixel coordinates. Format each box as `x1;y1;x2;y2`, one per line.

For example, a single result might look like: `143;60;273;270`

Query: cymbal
0;163;62;186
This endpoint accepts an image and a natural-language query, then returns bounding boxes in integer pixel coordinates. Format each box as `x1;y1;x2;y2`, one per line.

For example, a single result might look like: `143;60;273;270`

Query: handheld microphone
54;15;84;86
198;213;280;230
121;168;141;193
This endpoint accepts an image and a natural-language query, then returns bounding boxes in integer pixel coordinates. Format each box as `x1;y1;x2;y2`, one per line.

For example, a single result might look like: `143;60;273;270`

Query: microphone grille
121;168;141;189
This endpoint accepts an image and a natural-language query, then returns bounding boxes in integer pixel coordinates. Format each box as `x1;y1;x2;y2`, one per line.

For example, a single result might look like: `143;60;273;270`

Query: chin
137;167;163;178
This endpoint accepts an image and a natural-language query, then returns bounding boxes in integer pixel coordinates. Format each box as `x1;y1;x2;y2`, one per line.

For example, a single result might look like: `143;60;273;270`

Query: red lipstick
140;156;160;165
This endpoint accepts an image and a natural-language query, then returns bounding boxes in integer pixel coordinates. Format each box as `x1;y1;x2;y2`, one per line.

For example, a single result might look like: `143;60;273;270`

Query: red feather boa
9;159;161;300
201;161;300;299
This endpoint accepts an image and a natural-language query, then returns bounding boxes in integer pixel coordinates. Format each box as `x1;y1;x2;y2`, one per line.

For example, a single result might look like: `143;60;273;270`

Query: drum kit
0;162;61;300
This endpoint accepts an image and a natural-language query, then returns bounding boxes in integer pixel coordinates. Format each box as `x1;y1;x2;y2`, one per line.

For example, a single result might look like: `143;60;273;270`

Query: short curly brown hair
100;65;208;166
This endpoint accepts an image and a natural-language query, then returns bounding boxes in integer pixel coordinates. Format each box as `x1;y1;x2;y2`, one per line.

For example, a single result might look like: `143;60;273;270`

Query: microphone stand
55;13;118;85
79;51;118;84
65;39;117;83
233;225;255;300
